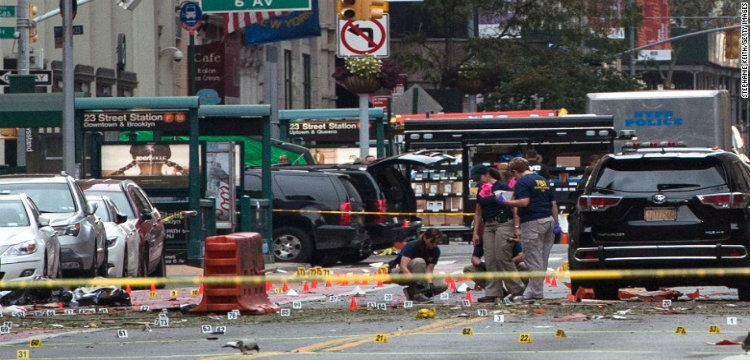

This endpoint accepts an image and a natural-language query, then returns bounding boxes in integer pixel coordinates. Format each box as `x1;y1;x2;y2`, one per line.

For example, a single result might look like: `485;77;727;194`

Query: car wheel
121;245;128;278
97;247;109;277
273;226;313;263
736;283;750;301
591;282;620;300
55;251;63;279
88;243;98;278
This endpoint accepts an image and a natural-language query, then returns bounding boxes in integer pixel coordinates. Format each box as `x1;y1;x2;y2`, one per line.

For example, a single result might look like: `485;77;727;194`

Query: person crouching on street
390;228;448;303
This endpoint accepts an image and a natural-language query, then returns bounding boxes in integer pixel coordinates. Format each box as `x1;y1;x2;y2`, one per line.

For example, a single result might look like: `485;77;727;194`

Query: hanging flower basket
344;76;382;94
457;77;485;94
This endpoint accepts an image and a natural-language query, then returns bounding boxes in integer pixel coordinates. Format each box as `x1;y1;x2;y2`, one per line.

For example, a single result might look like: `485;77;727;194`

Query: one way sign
337;14;389;57
0;70;53;86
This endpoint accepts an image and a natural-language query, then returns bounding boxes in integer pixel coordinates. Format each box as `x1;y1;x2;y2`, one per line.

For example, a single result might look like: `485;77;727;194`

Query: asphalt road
2;244;750;360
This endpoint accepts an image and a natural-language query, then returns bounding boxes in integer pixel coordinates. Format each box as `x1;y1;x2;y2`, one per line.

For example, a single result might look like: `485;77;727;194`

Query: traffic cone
376;279;383;287
150;283;157;292
198;276;204;294
302;281;310;293
402;218;409;227
349;297;358;310
125;284;132;295
550;277;558;287
448;278;457;291
560;232;569;244
311;280;318;289
465;290;473;303
325;279;332;288
58;302;64;309
265;281;273;292
545;276;552;285
282;281;290;292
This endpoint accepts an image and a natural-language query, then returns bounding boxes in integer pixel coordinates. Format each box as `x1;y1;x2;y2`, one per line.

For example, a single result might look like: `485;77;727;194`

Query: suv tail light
375;199;387;223
578;196;622;211
697;193;749;209
339;201;352;225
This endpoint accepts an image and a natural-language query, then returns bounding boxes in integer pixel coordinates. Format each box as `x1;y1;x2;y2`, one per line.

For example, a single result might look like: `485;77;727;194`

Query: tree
391;0;644;113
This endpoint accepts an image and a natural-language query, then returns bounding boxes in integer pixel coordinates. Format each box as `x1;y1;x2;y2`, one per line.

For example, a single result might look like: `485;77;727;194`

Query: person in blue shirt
470;164;526;304
389;228;448;302
502;157;560;302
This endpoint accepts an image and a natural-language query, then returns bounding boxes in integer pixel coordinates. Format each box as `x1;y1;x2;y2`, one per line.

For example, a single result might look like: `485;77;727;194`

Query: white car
0;193;61;280
87;195;139;278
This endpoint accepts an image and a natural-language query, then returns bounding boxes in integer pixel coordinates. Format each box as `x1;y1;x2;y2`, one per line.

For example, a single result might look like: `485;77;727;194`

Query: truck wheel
273;227;313;263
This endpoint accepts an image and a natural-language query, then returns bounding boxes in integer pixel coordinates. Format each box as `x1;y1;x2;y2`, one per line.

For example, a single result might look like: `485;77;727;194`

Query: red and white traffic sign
337;15;389;57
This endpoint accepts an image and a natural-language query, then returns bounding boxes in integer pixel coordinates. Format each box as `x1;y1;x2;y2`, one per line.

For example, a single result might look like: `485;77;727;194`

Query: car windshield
594;158;728;193
84;190;134;218
0;183;76;213
0;201;30;227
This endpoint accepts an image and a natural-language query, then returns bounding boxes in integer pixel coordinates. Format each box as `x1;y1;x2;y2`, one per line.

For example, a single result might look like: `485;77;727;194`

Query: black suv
284;152;453;263
568;147;750;300
243;169;367;265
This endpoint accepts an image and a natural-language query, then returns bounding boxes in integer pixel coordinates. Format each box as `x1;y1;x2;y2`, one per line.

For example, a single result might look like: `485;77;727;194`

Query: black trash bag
0;287;69;306
74;287;131;307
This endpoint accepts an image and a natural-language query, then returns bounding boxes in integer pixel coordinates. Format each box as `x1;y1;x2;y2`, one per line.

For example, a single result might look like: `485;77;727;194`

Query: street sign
54;25;84;36
180;1;202;33
200;0;311;13
0;70;52;86
0;5;16;17
337;15;389;57
0;27;14;39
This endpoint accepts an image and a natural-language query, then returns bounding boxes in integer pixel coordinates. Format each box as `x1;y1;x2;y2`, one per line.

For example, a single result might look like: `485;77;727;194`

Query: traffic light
29;2;37;43
725;28;739;60
366;0;385;20
337;0;386;21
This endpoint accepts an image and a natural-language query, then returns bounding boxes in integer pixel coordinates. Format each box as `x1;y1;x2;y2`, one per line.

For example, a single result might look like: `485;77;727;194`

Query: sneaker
477;296;499;303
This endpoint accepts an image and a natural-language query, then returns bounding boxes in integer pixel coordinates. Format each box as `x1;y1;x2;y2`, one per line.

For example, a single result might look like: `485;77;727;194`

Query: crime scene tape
4;267;750;289
271;209;471;217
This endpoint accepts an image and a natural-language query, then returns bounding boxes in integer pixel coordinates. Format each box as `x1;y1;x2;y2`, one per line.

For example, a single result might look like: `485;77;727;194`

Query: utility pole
16;0;30;75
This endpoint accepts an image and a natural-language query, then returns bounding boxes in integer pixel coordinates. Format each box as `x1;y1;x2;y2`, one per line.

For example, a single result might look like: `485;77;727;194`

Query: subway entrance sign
81;110;190;131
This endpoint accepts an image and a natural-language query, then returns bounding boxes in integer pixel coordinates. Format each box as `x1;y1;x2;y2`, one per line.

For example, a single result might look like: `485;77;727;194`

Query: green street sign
0;27;15;39
200;0;311;13
0;5;15;18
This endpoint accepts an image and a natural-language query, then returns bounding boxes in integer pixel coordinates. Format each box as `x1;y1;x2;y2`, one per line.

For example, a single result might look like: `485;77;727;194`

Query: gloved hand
494;190;506;205
478;183;493;197
553;222;562;235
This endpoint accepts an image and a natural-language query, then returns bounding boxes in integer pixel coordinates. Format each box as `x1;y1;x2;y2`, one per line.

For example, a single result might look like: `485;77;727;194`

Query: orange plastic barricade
190;233;280;315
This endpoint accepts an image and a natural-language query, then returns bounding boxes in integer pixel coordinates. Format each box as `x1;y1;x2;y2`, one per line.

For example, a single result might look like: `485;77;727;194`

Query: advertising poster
101;143;191;189
205;142;235;230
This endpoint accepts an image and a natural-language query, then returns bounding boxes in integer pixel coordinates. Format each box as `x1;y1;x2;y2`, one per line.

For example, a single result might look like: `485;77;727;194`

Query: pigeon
223;339;260;355
743;331;750;354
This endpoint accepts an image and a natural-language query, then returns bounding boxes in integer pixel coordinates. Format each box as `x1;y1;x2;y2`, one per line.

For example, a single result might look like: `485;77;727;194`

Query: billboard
100;143;193;189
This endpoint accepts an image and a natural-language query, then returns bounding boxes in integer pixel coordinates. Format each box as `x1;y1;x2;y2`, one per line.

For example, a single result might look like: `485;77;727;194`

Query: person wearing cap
469;164;526;303
503;157;560;302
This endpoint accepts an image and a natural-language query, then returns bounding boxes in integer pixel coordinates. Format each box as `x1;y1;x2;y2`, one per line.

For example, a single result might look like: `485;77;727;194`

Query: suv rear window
595;158;727;192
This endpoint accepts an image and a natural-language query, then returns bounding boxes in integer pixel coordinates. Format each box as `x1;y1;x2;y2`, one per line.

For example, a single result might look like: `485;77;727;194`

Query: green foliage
393;0;645;112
